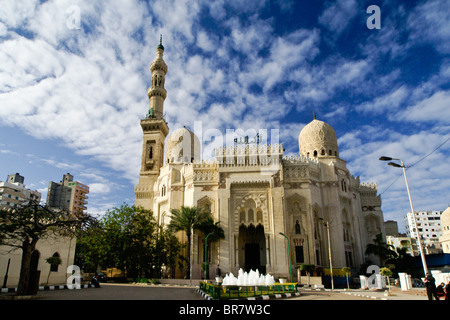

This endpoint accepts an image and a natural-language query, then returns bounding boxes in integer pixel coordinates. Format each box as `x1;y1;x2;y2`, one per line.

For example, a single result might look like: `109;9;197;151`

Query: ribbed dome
166;127;201;164
298;119;339;158
441;207;450;234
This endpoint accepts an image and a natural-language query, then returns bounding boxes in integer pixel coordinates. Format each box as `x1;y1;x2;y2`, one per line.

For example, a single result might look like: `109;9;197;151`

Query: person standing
424;273;438;300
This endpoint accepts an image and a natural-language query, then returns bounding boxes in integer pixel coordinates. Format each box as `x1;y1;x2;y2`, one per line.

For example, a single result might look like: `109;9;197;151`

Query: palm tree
342;267;351;290
365;233;398;266
197;216;225;243
196;216;225;279
168;206;209;279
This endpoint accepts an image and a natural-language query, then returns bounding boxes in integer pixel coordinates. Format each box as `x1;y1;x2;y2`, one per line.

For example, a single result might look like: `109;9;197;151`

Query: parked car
95;273;108;282
412;278;424;287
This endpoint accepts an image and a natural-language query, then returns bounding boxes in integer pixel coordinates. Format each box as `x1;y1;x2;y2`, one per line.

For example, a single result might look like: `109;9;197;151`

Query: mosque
134;40;385;280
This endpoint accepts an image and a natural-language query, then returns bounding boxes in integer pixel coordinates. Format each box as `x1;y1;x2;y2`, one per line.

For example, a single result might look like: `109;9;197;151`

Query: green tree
168;206;209;279
45;255;62;284
75;204;157;279
380;267;394;295
0;201;94;295
300;264;316;287
151;227;183;278
74;219;104;273
342;267;351;290
365;233;398;266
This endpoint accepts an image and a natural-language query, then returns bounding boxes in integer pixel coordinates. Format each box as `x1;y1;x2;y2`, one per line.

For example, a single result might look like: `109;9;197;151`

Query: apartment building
0;173;41;209
404;210;443;254
46;173;89;214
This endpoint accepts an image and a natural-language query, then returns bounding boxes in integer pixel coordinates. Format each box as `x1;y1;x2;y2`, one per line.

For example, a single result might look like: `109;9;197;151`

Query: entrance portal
239;225;266;274
245;243;260;272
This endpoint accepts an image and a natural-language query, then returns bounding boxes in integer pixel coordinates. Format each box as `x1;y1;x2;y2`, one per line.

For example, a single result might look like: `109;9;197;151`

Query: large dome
166;127;201;164
298;119;339;158
441;206;450;234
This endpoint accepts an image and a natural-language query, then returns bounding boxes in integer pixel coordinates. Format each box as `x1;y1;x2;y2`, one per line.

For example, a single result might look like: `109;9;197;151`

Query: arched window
257;211;262;223
295;220;301;234
240;210;245;223
248;209;254;223
313;150;318;157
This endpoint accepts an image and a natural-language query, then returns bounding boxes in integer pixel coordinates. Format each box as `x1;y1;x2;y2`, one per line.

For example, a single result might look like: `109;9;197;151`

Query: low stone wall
298;276;322;286
158;278;201;286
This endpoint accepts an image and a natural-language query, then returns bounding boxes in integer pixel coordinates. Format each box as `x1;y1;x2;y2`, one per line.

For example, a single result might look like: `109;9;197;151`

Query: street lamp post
279;232;293;283
319;218;334;290
379;156;429;276
204;232;213;281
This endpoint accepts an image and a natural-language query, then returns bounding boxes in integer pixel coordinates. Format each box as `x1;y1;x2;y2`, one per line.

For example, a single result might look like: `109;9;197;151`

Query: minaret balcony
148;86;167;99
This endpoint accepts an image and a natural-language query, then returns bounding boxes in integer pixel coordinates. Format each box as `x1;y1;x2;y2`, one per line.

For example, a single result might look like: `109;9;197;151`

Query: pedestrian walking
424;273;438;300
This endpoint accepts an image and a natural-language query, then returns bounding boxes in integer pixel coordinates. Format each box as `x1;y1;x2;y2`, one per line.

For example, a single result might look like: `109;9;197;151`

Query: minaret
148;35;167;119
135;36;169;210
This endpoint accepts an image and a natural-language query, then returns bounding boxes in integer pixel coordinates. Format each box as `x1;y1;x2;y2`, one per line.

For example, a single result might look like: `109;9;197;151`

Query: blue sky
0;0;449;232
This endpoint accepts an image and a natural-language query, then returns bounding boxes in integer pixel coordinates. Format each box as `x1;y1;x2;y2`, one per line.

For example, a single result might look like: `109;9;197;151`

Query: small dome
298;119;339;158
441;207;450;234
166;127;201;164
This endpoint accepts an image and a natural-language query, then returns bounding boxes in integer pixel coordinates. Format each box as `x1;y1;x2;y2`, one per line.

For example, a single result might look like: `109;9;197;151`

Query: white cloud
196;31;216;52
407;0;450;54
88;182;112;195
356;86;409;114
0;0;39;29
396;91;450;122
0;1;151;184
318;0;357;35
340;127;450;231
0;0;449;230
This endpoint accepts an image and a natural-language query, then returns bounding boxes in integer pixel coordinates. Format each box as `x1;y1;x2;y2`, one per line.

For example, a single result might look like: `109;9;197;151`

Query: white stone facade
134;42;386;279
440;207;450;253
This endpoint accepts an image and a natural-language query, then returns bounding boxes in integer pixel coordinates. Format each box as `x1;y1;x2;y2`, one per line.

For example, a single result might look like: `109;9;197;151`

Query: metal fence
199;282;298;300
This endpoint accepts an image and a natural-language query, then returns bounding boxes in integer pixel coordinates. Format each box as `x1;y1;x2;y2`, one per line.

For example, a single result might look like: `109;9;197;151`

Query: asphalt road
3;284;432;320
35;283;372;301
36;283;204;300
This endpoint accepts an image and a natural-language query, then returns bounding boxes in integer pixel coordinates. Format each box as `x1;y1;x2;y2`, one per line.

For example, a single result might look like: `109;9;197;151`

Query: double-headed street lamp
319;218;334;290
204;232;213;281
279;232;293;283
379;156;429;276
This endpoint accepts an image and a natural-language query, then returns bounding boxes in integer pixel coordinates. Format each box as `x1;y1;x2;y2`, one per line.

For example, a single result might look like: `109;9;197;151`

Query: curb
343;291;386;300
1;283;96;294
195;288;301;300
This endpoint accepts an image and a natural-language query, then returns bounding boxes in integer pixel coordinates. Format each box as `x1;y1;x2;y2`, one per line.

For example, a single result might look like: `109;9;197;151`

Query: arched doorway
238;225;266;274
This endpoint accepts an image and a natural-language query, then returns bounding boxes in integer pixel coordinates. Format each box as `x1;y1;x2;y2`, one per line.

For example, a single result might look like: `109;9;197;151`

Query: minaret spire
157;34;164;50
147;36;168;119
